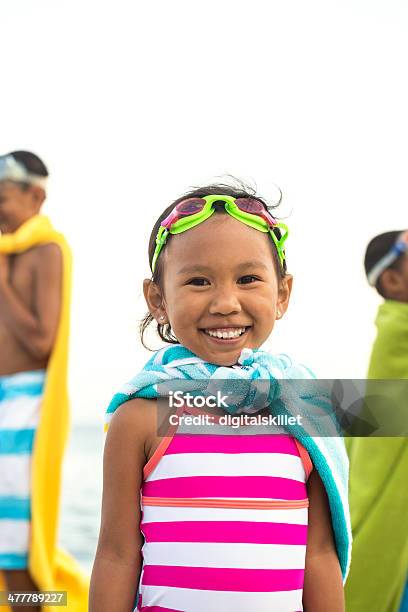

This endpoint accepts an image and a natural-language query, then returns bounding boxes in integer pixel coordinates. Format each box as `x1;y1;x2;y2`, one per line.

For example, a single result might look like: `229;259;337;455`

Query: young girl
90;183;350;612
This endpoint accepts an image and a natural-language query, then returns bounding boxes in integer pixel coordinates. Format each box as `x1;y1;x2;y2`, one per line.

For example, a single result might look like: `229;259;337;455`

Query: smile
202;327;249;340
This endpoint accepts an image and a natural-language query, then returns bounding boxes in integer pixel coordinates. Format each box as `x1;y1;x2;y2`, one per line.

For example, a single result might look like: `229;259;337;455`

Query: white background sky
2;0;408;424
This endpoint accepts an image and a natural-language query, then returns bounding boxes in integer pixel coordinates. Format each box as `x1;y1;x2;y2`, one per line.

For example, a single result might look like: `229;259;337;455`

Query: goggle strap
269;223;289;267
156;226;168;245
152;227;169;272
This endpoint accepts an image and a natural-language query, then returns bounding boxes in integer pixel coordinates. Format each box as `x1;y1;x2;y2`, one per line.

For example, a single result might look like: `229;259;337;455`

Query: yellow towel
0;215;89;611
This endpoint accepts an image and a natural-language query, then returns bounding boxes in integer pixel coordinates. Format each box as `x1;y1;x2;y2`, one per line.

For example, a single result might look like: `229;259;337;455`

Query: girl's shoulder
107;397;174;465
110;396;158;431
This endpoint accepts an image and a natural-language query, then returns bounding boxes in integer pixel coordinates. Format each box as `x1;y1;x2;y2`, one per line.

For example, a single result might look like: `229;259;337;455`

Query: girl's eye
187;278;210;286
238;275;260;284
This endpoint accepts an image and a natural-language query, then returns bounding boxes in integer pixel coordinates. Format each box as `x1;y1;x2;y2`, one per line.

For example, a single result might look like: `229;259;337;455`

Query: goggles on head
152;194;288;273
368;230;408;286
0;155;48;190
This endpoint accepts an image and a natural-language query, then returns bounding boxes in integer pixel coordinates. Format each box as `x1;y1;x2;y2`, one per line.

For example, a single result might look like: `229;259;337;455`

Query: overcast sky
2;0;408;424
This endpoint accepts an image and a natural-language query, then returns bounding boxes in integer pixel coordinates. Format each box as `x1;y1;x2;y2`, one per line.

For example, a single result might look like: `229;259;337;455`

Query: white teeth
205;327;246;339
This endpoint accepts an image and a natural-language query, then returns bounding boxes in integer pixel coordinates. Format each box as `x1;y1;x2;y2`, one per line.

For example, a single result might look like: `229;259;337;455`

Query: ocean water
59;424;104;574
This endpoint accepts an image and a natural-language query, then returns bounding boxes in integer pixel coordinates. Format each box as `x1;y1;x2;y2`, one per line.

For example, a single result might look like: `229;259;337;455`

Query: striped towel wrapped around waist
138;406;313;612
0;370;45;569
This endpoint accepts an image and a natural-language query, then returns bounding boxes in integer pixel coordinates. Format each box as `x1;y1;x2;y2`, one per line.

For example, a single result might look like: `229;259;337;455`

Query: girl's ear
276;274;293;318
143;279;167;322
381;268;404;299
28;185;46;211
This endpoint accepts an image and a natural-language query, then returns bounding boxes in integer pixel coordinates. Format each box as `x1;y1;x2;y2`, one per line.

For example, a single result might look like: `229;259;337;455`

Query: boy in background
0;151;87;611
345;231;408;612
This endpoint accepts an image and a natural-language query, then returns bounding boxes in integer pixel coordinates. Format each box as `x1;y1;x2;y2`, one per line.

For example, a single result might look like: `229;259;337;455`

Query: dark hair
140;179;288;349
364;230;405;298
7;150;48;191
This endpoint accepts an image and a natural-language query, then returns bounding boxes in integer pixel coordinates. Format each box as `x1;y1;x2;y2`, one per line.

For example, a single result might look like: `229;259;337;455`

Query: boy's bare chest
9;250;36;307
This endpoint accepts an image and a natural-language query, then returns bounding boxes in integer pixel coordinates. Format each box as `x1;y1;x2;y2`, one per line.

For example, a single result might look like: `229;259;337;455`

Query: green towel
368;301;408;379
345;300;408;612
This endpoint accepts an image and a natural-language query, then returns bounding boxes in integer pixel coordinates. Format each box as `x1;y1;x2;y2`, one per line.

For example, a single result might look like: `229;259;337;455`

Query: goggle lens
176;198;205;215
236;197;277;226
236;198;264;214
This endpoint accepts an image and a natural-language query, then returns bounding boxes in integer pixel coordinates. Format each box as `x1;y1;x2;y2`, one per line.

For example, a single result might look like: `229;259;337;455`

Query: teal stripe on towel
0;496;30;520
0;370;45;401
0;552;28;569
0;429;35;454
1;384;43;401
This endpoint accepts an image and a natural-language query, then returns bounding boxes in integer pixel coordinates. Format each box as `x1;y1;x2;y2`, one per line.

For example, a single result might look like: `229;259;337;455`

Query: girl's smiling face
144;212;292;366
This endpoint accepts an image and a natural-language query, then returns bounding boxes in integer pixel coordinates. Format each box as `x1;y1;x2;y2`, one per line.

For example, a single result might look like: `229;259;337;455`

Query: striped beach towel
0;370;45;569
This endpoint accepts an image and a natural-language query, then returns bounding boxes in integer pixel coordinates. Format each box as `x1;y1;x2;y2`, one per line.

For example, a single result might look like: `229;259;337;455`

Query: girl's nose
208;289;242;315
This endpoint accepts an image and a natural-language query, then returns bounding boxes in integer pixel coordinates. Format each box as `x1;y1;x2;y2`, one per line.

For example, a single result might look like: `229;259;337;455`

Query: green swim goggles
151;194;288;273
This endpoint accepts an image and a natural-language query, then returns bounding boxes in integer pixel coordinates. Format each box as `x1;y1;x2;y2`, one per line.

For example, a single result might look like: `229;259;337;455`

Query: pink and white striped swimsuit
138;406;313;612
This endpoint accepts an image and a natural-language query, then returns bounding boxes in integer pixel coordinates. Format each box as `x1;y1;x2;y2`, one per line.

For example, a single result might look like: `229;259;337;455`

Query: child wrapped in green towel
345;230;408;612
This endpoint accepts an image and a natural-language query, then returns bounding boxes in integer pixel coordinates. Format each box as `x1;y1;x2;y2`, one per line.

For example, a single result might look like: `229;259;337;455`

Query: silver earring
276;309;282;319
159;315;165;322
